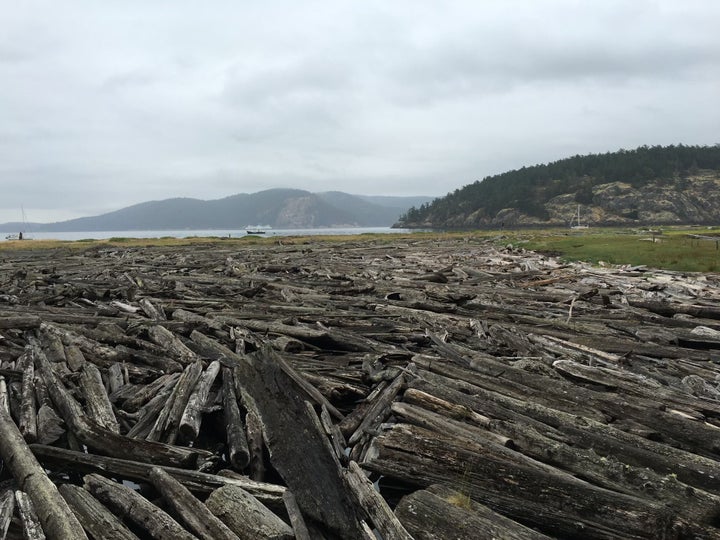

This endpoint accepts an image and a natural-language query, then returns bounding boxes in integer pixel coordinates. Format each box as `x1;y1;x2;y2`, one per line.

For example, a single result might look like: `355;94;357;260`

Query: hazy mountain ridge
3;189;433;232
397;145;720;228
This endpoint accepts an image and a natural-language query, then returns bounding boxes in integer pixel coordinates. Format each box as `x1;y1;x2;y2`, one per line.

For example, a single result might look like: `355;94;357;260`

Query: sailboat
5;206;32;240
569;205;589;229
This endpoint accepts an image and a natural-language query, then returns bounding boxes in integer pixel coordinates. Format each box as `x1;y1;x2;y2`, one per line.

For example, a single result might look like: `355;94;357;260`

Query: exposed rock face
275;196;322;228
403;171;720;228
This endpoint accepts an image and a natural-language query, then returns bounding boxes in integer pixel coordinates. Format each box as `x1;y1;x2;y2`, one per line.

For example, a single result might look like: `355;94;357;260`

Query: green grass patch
522;229;720;272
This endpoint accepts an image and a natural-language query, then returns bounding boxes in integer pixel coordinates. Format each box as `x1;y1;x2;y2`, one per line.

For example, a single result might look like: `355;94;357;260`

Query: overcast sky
1;1;718;223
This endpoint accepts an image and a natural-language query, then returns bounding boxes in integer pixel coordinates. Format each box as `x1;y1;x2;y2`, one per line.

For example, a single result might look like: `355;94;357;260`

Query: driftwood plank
234;346;363;538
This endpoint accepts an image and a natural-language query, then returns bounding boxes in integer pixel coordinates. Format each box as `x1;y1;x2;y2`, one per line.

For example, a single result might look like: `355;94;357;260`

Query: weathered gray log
484;414;720;523
31;444;285;505
221;367;250;470
205;484;293;540
363;423;697;539
0;316;40;330
146;360;202;444
148;467;239;540
390;400;514;448
33;374;64;445
234;346;362;538
106;363;125;396
15;490;45;540
244;410;266;482
40;323;121;365
33;344;210;468
281;490;311;540
343;461;412;540
146;325;198;365
139;298;166;320
338;380;388;437
121;372;179;413
190;331;343;419
64;345;86;372
171;308;225;332
17;352;37;443
178;360;220;442
260;349;344;421
0;377;88;540
629;299;720;320
0;490;15;540
79;364;120;434
114;345;183;374
35;404;64;446
59;483;140;540
395;485;552;540
83;473;195;540
415;349;720;459
348;366;410;445
214;316;375;353
410;368;720;496
38;332;65;364
125;383;176;439
320;405;346;463
402;387;492;427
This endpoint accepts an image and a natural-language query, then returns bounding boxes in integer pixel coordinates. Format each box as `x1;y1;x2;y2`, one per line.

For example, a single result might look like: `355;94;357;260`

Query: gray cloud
1;0;719;223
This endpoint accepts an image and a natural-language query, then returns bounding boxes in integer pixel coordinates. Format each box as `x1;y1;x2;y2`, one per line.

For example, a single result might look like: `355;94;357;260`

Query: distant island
0;189;433;232
396;144;720;229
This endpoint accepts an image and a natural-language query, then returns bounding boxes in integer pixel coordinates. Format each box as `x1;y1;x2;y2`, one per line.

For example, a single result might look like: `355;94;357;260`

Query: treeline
400;144;720;224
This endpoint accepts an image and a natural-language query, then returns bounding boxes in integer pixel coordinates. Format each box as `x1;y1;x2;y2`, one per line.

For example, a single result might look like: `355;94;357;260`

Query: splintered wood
2;236;720;539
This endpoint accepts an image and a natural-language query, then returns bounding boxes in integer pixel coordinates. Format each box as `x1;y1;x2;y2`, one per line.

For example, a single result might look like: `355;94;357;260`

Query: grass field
3;227;720;272
518;227;720;272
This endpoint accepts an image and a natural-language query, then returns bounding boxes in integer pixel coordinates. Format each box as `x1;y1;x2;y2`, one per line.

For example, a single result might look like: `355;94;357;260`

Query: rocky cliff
400;170;720;229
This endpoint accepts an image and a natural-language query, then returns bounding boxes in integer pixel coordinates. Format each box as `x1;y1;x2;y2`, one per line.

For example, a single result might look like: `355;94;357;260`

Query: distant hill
397;145;720;228
4;189;433;232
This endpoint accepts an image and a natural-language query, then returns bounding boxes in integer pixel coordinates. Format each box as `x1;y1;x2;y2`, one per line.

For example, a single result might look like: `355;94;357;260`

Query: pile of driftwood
2;235;720;539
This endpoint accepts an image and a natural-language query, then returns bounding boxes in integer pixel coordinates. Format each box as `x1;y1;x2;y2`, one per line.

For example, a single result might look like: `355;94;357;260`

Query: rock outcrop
400;171;720;228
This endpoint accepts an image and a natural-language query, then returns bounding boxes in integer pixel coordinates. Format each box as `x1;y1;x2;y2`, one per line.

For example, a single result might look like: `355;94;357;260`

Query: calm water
1;227;415;242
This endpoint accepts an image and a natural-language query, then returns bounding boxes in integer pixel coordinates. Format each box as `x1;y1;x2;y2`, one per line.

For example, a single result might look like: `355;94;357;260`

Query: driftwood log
2;236;720;538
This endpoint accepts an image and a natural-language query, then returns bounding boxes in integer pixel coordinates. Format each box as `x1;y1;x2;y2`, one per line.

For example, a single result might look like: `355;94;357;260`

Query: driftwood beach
1;234;720;539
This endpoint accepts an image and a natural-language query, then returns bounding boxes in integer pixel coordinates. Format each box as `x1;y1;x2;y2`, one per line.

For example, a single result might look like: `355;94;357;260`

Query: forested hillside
398;145;720;228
